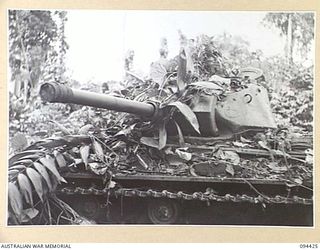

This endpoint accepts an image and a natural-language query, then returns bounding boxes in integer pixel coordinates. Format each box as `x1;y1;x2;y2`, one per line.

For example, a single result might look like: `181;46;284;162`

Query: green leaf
50;173;59;190
226;164;235;176
9;150;45;166
150;61;167;85
267;162;287;173
173;121;185;147
240;137;252;143
224;151;240;165
88;162;107;175
189;167;199;177
18;155;42;161
258;141;270;150
92;140;104;161
232;141;250;148
12;159;34;166
107;180;116;189
168;101;200;134
8;169;20;179
114;124;135;137
26;168;44;202
39;156;66;184
80;145;90;168
21;208;39;223
140;137;159;148
158;122;167;150
78;124;94;135
33;162;53;191
175;149;192;161
111;141;127;150
8;182;23;222
17;173;33;206
9;164;26;171
54;151;67;168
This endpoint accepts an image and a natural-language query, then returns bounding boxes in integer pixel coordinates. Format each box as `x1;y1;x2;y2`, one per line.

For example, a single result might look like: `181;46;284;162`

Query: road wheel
147;199;180;224
74;196;102;221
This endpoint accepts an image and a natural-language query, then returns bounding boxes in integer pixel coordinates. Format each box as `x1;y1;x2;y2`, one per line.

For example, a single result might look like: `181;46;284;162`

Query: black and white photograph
7;10;314;226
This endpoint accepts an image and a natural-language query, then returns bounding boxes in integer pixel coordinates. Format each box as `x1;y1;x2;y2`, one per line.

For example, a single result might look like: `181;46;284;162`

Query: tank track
58;186;313;205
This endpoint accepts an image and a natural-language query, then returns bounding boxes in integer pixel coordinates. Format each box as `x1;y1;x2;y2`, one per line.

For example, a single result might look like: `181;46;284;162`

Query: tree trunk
16;12;32;103
286;14;293;64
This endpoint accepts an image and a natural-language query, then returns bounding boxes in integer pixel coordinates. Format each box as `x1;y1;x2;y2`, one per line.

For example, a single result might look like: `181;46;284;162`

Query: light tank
23;75;312;225
8;45;313;225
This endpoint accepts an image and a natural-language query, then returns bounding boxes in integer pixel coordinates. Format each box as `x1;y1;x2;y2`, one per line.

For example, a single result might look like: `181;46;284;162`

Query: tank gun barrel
40;83;156;117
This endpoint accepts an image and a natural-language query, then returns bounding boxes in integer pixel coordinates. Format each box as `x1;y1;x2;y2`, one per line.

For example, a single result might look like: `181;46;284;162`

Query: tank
8;73;313;226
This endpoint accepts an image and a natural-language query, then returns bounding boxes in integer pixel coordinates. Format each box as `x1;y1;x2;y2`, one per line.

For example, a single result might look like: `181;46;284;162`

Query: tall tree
9;10;68;103
263;13;314;64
